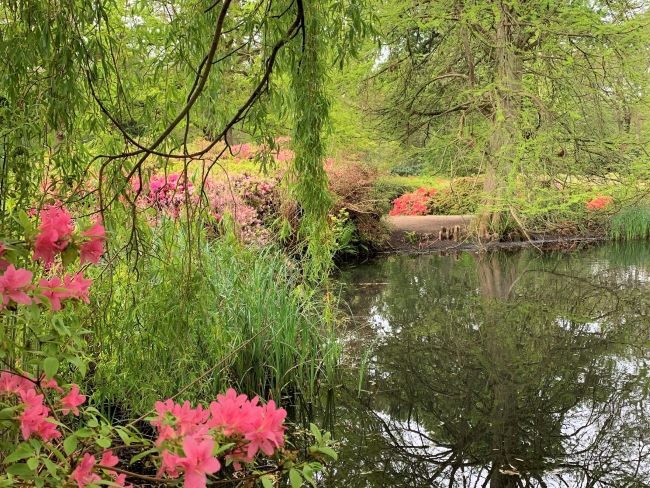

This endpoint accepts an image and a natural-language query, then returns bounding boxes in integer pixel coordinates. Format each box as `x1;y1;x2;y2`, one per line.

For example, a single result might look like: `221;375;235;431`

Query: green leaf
43;357;59;379
260;474;274;488
289;468;303;488
309;423;322;443
26;457;39;470
130;448;157;464
74;427;94;438
4;443;33;464
302;464;316;487
0;405;19;420
7;463;34;477
214;442;236;456
115;428;132;445
309;446;338;461
95;436;111;448
43;458;59;477
60;245;78;268
63;435;78;455
15;210;34;236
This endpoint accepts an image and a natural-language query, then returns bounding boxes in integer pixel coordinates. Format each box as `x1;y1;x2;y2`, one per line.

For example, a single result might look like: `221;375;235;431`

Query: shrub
586;195;614;211
427;177;482;215
389;162;423;177
389;188;437;216
328;163;389;253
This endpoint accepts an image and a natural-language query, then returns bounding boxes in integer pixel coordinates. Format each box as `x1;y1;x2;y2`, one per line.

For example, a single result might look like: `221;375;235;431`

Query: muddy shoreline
381;234;607;254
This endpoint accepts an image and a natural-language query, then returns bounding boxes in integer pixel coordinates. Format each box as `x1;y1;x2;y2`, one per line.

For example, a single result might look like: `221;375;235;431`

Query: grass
610;205;650;241
377;174;451;190
89;220;338;414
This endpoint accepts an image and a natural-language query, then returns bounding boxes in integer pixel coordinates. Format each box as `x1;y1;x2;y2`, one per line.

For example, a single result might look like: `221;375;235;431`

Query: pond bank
383;214;606;253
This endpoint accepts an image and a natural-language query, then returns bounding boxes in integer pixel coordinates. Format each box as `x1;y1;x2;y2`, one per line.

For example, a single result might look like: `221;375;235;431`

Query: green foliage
90;221;337;414
428;178;483;215
389;162;423;177
610;205;650;241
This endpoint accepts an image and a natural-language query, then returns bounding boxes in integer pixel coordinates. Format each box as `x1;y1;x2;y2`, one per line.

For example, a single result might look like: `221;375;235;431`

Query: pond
325;242;650;487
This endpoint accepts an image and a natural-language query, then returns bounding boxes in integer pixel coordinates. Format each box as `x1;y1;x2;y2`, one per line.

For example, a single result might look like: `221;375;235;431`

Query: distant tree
369;0;650;237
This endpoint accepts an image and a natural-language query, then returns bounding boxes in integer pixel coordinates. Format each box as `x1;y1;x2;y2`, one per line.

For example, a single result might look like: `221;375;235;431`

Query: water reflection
328;243;650;487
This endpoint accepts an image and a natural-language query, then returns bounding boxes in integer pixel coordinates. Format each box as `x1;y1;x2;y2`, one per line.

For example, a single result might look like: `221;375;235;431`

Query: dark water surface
326;243;650;487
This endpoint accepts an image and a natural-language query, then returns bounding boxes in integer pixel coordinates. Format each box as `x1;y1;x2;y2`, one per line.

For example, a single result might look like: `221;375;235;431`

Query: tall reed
610;205;650;241
89;220;337;414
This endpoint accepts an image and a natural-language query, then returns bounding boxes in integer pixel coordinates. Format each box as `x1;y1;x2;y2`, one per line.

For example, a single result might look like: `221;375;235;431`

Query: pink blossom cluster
586;195;613;210
227;138;294;164
230;143;253;160
71;451;131;488
0;263;92;311
152;389;287;488
389;188;438;216
0;372;86;441
131;173;196;218
204;176;277;245
33;205;105;266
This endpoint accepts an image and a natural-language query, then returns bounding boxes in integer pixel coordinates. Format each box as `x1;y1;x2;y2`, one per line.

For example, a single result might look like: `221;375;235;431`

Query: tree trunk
478;2;522;240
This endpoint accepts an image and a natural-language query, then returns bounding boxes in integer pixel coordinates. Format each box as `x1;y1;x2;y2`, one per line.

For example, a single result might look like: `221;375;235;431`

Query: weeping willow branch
290;0;334;280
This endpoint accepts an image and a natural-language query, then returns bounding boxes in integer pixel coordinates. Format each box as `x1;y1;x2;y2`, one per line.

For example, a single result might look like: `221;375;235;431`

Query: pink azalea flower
0;265;33;308
80;223;106;264
207;388;257;436
152;399;209;440
100;449;133;486
61;384;86;415
63;273;93;304
244;400;286;459
0;371;34;396
39;374;64;393
18;389;61;441
100;450;119;468
159;450;183;478
71;453;101;488
179;436;221;488
36;276;69;311
33;206;74;265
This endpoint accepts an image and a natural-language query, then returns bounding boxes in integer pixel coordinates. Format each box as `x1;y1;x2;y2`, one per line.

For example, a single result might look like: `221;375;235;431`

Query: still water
326;243;650;487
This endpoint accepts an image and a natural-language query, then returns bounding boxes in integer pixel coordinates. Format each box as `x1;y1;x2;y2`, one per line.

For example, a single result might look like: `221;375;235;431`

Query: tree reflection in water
325;243;650;487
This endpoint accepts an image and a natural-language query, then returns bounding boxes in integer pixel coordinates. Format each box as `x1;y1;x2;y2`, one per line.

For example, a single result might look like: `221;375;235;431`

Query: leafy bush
389;188;437;216
389;162;424;177
427;177;483;215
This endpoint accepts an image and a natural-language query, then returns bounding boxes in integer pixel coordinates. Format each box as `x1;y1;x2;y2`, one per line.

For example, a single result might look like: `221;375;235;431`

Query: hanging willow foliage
289;0;370;278
0;0;370;271
290;1;333;279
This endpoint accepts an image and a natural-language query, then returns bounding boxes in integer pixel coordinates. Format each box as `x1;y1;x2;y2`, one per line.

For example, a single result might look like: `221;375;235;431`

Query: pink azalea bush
389;188;438;216
131;172;279;245
130;173;196;219
153;390;287;485
1;205;336;487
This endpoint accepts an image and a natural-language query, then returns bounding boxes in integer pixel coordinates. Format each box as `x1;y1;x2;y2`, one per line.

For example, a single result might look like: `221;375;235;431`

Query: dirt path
383;214;603;252
386;215;475;234
384;214;476;251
